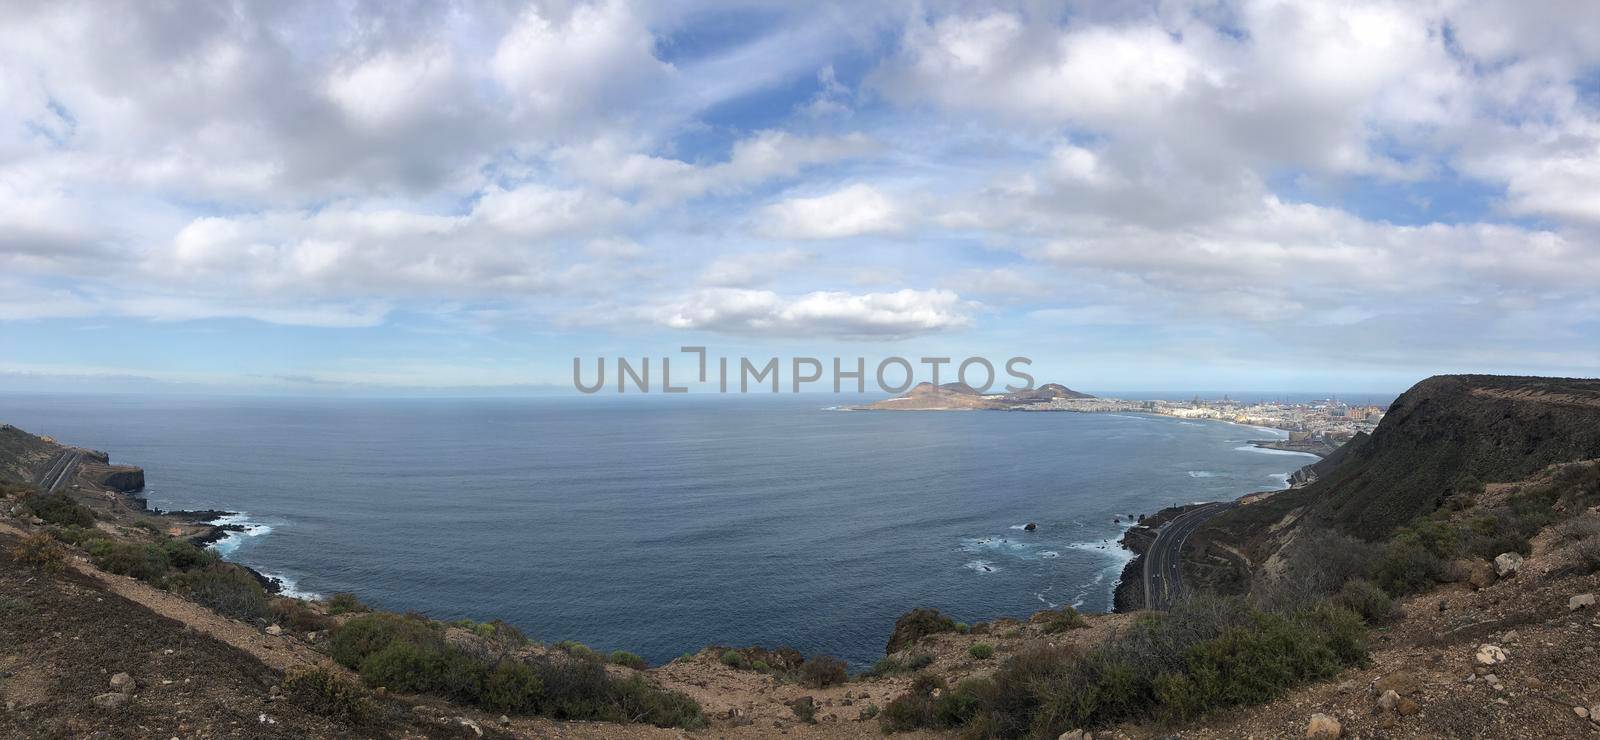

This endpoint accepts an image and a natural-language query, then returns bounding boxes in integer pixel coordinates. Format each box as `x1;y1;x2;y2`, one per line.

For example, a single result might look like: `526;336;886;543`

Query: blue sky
1;1;1597;397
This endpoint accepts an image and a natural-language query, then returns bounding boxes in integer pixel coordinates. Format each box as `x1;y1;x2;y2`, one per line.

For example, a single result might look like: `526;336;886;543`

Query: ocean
0;392;1322;668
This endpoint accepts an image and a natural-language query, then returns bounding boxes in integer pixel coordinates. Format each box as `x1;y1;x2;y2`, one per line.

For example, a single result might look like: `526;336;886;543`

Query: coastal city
1026;395;1386;454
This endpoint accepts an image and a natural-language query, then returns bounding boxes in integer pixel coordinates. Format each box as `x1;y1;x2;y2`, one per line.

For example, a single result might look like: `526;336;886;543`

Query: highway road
1142;501;1237;610
32;449;83;493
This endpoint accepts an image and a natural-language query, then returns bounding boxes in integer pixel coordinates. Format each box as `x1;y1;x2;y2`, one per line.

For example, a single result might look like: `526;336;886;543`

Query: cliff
1199;374;1600;578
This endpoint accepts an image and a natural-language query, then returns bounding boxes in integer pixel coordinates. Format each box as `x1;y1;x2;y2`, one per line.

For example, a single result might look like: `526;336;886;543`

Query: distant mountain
858;381;1094;410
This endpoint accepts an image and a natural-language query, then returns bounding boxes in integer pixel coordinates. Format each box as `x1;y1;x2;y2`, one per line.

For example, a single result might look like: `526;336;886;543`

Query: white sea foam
1187;470;1218;478
965;560;998;573
1233;444;1319;458
262;570;323;600
1267;472;1292;488
207;513;274;557
1039;551;1060;559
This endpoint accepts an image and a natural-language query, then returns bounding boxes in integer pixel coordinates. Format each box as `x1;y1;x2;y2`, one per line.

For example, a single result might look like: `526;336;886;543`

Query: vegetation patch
12;531;67;573
170;565;270;620
281;665;372;724
22;491;95;527
881;596;1367;737
327;592;370;615
330;611;702;728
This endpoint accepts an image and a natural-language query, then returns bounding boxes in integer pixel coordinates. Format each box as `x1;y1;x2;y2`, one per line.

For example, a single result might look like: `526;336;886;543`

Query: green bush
89;540;170;583
481;660;542;714
330;613;442;669
1334;578;1397;624
281;666;371;724
272;597;335;633
327;592;369;615
23;492;94;527
608;651;647;670
883;672;992;730
789;698;817;723
48;524;105;547
720;649;747;669
0;595;34;617
359;640;439;693
161;538;218;570
1371;538;1446;596
870;653;935;676
886;608;960;653
12;532;67;573
329;611;700;728
798;655;848;688
901;596;1369;737
170;565;269;620
969;642;995;659
1576;535;1600;574
750;660;771;672
1040;606;1088;633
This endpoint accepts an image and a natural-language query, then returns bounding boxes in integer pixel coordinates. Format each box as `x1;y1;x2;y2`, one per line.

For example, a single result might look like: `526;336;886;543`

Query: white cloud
759;184;905;239
651;288;973;338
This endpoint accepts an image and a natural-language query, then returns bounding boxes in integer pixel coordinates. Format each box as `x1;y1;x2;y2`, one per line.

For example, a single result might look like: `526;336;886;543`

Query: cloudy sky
1;0;1597;395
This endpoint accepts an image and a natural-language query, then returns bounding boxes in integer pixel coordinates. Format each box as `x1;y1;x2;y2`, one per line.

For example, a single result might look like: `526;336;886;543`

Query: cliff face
1303;375;1600;537
0;424;61;484
1200;375;1600;574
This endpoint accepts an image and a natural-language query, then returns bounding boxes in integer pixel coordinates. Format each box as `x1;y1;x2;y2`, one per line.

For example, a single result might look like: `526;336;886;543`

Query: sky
1;0;1597;396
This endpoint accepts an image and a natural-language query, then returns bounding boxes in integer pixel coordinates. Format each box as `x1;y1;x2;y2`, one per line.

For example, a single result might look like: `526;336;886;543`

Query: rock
1493;552;1523;577
1058;730;1088;740
1569;593;1596;611
265;624;283;636
498;715;511;726
109;672;135;693
92;692;129;709
456;717;483;737
1475;644;1507;665
1461;560;1497;589
1024;522;1037;531
1397;698;1420;716
1374;670;1420;695
1378;690;1402;711
1305;712;1341;738
1577;707;1591;719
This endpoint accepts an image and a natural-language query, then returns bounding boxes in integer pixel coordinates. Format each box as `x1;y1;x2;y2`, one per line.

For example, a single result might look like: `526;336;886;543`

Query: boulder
1024;522;1038;532
265;624;284;636
1058;731;1089;740
1475;644;1507;666
109;672;135;694
1305;712;1341;738
1378;690;1401;711
1576;707;1590;719
1459;559;1497;590
1493;552;1523;577
91;692;129;709
1569;593;1595;611
1397;698;1420;716
1374;669;1420;695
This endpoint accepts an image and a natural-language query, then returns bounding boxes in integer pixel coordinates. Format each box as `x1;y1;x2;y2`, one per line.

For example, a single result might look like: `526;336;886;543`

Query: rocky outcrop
83;464;145;493
885;608;958;654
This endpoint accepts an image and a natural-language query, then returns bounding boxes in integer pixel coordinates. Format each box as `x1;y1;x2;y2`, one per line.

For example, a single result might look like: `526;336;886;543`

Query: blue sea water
0;393;1318;668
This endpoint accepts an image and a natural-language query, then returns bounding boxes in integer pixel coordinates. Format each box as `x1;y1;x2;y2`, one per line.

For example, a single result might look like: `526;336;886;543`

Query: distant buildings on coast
1025;396;1385;443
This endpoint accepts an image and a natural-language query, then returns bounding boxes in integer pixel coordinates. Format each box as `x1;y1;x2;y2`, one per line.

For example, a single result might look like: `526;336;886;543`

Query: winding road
32;449;83;493
1142;501;1236;610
